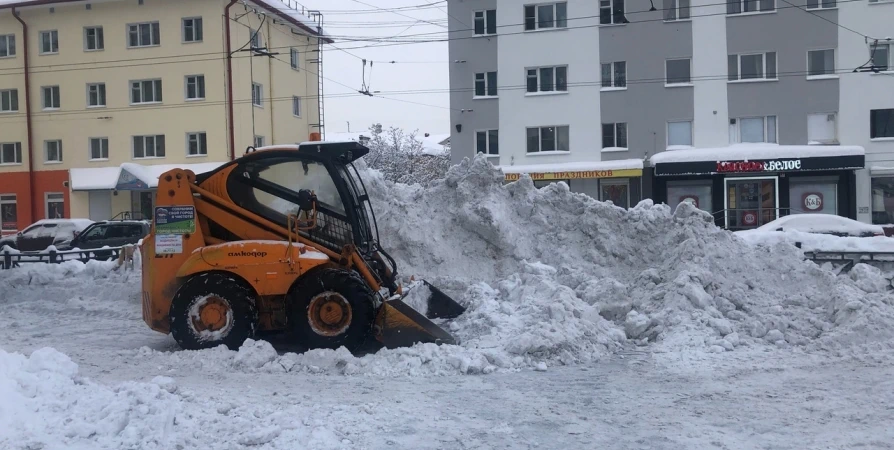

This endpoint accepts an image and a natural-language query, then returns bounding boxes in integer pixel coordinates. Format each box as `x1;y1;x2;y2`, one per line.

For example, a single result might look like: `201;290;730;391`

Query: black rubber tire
287;267;376;351
169;272;259;351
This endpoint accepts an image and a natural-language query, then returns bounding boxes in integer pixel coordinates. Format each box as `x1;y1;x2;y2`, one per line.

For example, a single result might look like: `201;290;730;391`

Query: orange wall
0;170;70;233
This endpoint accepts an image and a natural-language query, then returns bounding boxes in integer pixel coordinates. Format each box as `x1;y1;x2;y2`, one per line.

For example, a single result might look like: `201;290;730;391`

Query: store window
1;194;16;232
789;176;838;215
872;177;894;225
45;192;64;219
725;178;777;229
600;179;630;209
667;179;713;214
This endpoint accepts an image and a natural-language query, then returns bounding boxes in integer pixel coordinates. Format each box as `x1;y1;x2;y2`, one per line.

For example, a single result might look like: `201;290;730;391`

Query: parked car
743;214;885;238
0;219;95;252
59;220;150;255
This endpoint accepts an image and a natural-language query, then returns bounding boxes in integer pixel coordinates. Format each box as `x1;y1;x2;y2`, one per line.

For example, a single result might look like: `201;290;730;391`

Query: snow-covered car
743;214;885;238
0;218;94;252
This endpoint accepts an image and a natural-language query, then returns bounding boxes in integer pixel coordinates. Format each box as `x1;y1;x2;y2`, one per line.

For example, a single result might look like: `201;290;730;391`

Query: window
292;96;301;117
0;34;15;57
42;86;60;109
667;180;713;213
730;116;777;143
526;66;567;93
45;140;62;162
807;49;835;77
128;22;160;47
667;121;693;146
524;2;568;30
254;136;265;148
476;130;499;156
790;176;838;215
1;194;16;232
806;0;835;9
87;83;106;107
39;30;58;54
474;71;497;97
84;26;104;50
728;52;777;81
871;44;889;71
90;137;109;160
131;79;162;103
666;58;692;84
600;179;629;209
599;0;626;24
602;123;628;149
727;0;774;14
187;132;207;156
0;142;21;164
252;83;263;106
871;109;894;139
133;135;165;158
290;48;299;69
185;75;205;100
808;112;837;144
473;9;497;35
601;61;626;88
250;28;262;48
45;193;64;219
183;17;203;42
526;126;569;153
872;177;894;224
663;0;690;20
0;89;18;112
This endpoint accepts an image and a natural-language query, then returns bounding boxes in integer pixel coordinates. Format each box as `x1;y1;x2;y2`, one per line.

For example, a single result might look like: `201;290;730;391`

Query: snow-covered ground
3;155;894;449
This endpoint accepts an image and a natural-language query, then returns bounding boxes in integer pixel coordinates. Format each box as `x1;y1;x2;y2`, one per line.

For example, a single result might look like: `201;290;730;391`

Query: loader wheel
288;268;375;351
169;272;258;351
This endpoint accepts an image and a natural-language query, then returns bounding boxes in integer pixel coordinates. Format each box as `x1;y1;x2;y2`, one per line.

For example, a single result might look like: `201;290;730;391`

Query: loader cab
217;144;380;255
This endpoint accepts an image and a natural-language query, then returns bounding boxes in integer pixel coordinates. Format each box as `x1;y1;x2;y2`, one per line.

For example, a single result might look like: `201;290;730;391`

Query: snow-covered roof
421;134;450;156
500;159;644;174
649;144;865;165
0;0;331;42
70;162;227;191
871;165;894;175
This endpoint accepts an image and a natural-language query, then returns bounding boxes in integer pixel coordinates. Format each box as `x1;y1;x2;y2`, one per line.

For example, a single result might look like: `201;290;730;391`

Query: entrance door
131;191;155;220
88;191;112;221
725;177;778;230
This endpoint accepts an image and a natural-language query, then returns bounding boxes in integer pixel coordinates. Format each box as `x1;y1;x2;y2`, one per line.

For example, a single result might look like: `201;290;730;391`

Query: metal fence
1;245;134;270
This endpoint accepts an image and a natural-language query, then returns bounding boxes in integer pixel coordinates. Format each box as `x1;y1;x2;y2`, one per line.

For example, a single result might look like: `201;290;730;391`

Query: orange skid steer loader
139;141;465;352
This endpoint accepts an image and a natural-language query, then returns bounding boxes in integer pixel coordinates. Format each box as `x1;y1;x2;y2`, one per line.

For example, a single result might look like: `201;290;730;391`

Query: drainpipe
224;0;238;160
12;7;36;223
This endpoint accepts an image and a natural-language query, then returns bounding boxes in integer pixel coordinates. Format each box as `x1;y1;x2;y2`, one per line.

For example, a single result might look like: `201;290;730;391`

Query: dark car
0;219;94;252
61;220;150;255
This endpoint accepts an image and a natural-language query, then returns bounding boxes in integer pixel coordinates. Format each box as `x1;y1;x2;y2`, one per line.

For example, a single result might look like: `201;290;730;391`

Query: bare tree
362;124;451;186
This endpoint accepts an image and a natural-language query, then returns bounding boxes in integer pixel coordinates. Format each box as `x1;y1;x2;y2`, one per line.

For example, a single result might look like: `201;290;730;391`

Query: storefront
870;165;894;226
649;145;865;230
69;162;226;221
501;159;646;208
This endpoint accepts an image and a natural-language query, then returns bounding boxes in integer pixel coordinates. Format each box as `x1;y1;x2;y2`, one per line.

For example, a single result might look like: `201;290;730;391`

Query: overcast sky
292;1;451;137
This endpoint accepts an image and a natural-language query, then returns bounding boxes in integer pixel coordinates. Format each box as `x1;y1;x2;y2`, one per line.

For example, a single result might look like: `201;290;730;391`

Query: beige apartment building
0;0;328;233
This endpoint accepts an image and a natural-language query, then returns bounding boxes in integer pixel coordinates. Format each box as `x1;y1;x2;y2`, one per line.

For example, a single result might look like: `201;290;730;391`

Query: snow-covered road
2;263;892;450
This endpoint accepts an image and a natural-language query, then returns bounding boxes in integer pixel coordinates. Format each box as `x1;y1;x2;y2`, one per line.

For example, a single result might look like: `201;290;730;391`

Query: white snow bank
737;229;894;253
750;214;885;236
649;143;864;164
499;158;644;175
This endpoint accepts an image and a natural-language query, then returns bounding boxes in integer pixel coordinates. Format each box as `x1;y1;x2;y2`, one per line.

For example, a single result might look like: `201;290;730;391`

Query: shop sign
504;168;642;182
716;159;802;173
803;192;823;211
679;195;699;208
1;221;15;230
116;169;149;190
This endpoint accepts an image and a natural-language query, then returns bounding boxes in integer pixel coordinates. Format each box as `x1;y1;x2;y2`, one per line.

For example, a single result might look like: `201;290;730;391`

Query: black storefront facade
650;150;866;230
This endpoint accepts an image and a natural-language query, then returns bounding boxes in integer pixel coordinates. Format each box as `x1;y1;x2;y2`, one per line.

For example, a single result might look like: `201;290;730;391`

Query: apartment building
0;0;328;234
448;0;893;229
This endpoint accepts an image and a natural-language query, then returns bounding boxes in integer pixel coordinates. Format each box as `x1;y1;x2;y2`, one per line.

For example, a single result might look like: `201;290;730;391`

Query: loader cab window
230;156;357;251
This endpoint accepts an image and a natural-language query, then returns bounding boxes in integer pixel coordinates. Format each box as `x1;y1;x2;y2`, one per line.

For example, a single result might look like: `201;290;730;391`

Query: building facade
447;0;893;227
0;0;328;235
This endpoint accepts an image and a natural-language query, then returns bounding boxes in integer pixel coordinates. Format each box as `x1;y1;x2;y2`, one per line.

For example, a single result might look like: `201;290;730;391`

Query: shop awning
871;165;894;176
70;162;228;191
649;144;865;176
500;159;644;182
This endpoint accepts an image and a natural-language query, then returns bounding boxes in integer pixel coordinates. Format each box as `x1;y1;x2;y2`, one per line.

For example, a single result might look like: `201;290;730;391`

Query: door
725;177;778;230
88;191;112;221
131;191;155;220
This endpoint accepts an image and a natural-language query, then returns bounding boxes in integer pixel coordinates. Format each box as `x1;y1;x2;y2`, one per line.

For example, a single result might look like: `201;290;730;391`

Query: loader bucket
400;280;467;320
374;298;459;349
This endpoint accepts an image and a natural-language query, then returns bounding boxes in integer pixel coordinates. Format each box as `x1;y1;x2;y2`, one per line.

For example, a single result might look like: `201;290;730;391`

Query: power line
300;1;446;15
777;0;870;38
346;0;447;29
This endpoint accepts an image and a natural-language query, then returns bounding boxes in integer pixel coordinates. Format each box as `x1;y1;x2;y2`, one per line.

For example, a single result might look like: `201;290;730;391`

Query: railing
800;246;894;276
1;245;134;270
110;211;149;221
